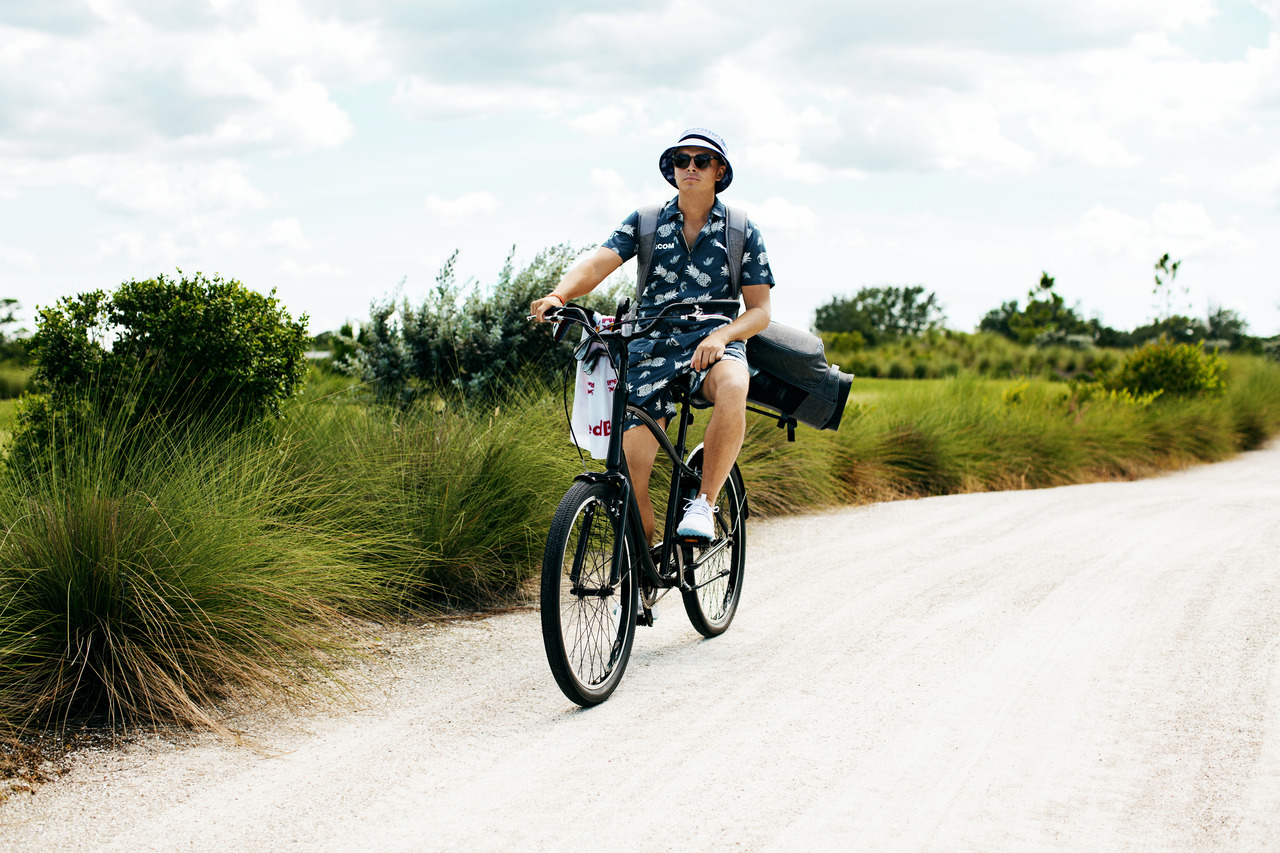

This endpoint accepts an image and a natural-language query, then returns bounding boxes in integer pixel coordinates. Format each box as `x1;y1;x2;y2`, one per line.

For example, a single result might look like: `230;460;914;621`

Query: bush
1104;338;1225;398
346;246;622;404
12;273;307;468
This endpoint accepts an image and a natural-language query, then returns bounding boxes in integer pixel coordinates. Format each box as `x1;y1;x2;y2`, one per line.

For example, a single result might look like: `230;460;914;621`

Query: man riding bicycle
531;127;774;544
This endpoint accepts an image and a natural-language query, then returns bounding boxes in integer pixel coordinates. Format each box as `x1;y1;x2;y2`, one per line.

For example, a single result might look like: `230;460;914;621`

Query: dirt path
3;444;1280;852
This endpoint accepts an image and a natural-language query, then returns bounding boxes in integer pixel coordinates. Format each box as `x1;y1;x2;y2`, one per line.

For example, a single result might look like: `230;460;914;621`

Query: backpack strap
724;204;747;300
634;203;663;306
634;202;748;306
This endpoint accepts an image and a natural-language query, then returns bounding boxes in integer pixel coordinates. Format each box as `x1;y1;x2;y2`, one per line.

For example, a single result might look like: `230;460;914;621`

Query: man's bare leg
695;359;750;505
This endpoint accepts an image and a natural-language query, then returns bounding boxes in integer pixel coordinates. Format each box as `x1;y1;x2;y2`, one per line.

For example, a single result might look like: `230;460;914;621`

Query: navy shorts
624;320;748;430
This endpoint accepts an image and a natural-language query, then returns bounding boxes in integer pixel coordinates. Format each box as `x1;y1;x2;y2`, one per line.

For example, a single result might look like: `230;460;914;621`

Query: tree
979;272;1090;345
0;298;29;363
1129;315;1207;346
813;285;944;346
978;300;1020;340
1152;253;1186;322
1205;303;1247;344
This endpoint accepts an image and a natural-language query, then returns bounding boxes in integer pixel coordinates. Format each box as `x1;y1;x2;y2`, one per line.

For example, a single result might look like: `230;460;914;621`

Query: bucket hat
659;127;733;193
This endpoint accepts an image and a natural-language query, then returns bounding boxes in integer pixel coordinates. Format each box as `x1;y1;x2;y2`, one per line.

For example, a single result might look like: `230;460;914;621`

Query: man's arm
690;283;771;372
530;247;623;321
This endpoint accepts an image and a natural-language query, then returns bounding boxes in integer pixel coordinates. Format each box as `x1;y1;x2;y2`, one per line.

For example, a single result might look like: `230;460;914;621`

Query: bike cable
561;361;591;475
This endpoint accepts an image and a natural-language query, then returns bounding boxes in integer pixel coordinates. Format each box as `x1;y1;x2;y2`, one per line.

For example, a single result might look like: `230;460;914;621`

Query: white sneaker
677;494;716;540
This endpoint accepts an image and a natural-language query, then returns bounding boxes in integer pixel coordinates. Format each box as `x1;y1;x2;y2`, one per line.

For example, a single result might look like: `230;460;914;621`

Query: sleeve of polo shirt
600;210;641;263
741;219;775;288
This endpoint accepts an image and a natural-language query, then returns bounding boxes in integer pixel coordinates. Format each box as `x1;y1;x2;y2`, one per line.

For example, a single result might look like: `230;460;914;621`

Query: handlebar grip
541;303;594;343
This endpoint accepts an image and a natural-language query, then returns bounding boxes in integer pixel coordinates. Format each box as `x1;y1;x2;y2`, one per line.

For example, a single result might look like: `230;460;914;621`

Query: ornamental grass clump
0;397;381;733
272;376;574;608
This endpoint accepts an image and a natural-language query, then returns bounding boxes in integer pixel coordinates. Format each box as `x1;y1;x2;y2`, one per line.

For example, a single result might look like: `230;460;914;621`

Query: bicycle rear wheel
680;461;746;637
540;480;637;706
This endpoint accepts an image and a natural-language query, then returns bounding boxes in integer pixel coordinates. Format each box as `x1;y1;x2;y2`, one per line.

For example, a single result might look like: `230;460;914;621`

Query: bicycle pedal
677;535;710;546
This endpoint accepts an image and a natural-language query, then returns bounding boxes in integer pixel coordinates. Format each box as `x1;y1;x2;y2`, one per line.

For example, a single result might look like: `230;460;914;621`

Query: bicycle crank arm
686;568;732;592
686;535;731;565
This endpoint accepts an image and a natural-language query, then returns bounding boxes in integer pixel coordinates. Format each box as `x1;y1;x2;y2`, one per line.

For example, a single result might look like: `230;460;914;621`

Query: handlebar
540;298;740;343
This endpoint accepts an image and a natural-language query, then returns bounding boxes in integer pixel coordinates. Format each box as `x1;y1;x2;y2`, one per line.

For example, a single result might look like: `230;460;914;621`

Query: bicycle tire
540;480;637;706
680;457;746;637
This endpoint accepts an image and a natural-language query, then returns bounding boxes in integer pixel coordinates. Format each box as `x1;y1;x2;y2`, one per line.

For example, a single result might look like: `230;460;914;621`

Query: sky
1;0;1277;339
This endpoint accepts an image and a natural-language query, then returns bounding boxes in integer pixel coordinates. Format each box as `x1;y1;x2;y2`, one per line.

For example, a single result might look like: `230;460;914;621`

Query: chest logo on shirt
655;241;676;250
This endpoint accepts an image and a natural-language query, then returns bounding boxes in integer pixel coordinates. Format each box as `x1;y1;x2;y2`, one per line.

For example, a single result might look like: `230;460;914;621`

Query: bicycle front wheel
540;480;637;706
681;463;746;637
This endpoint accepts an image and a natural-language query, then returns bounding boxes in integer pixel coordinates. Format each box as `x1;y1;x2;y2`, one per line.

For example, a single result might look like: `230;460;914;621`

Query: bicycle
538;298;750;706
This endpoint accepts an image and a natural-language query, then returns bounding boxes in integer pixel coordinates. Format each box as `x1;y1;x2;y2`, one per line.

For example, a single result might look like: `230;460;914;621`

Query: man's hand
530;295;563;323
692;329;729;372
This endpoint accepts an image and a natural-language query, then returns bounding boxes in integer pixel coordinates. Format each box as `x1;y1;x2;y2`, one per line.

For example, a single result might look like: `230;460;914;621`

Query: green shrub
33;274;307;423
347;246;622;404
11;273;307;471
819;331;866;354
1104;338;1225;397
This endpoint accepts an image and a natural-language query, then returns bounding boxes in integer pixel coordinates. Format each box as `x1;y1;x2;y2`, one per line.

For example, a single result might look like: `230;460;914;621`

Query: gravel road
3;443;1279;852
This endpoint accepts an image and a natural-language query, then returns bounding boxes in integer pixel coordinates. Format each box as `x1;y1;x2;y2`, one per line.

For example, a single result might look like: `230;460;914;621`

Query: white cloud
0;242;38;271
425;191;500;221
1057;202;1256;263
1232;153;1280;203
1251;0;1280;21
97;230;180;264
741;142;863;183
0;0;378;164
585;169;650;218
568;106;633;137
277;259;348;277
743;197;820;234
207;67;354;152
1027;115;1140;168
261;217;312;251
934;101;1037;173
1151;200;1256;255
94;159;267;215
95;218;241;265
393;76;562;121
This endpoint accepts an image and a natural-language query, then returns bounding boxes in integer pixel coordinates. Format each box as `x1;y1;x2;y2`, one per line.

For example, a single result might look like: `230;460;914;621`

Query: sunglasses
672;152;720;170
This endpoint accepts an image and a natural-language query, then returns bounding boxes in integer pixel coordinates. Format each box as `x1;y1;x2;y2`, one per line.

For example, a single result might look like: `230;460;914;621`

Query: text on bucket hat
660;127;733;193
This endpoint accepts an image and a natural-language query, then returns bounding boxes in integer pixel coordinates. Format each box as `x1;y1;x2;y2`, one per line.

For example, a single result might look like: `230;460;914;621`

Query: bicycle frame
552;299;739;597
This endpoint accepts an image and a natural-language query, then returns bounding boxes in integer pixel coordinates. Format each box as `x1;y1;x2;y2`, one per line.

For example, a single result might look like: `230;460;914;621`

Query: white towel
569;317;617;460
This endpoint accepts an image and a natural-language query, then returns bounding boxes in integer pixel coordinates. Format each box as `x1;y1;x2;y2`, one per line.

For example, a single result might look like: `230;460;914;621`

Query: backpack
633;202;853;434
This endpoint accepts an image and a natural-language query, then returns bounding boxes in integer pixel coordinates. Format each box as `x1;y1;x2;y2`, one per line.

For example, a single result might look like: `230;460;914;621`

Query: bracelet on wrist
547;293;565;305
